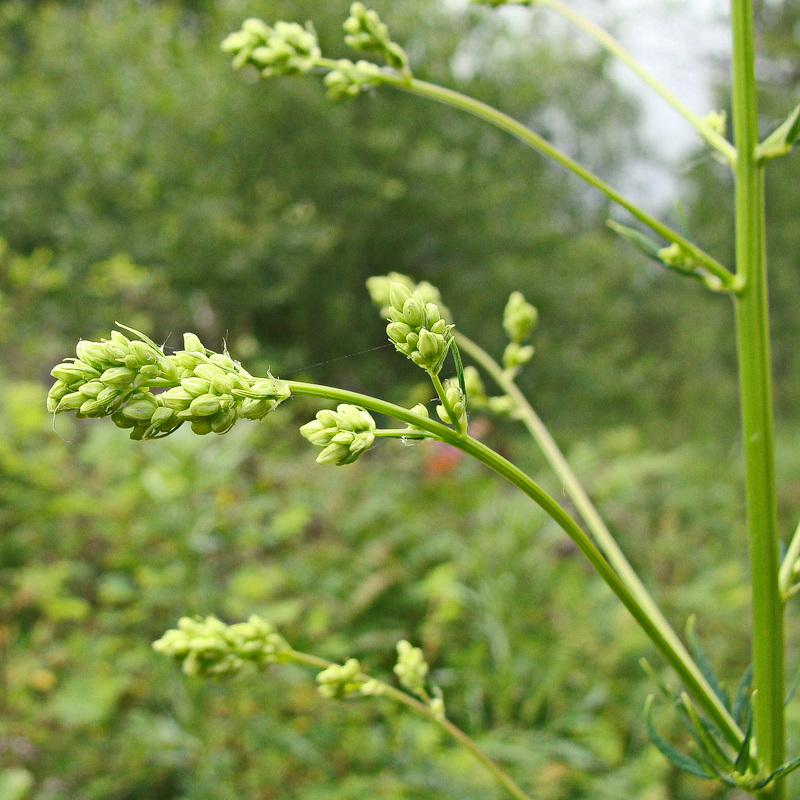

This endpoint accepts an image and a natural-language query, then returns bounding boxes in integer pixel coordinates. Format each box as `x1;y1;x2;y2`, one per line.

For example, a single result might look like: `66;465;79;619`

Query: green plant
47;1;800;797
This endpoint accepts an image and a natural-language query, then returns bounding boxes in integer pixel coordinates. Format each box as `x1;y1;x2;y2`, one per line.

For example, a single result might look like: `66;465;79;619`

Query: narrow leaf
753;754;800;790
679;692;734;772
449;338;467;404
644;696;716;779
733;713;752;773
639;658;678;702
685;616;729;708
607;220;663;261
756;104;800;162
785;660;800;706
732;665;753;724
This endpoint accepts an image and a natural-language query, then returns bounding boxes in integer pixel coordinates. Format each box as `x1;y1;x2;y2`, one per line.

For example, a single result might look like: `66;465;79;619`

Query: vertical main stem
730;0;785;792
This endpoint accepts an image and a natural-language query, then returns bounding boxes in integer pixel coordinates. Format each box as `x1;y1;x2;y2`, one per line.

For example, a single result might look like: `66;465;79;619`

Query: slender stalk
778;518;800;599
286;380;745;751
729;0;785;792
429;370;466;434
536;0;737;165
290;650;533;800
315;60;736;289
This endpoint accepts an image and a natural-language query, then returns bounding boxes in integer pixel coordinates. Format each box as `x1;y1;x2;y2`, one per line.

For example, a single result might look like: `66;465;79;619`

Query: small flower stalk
152;615;293;678
299;403;377;465
47;325;290;439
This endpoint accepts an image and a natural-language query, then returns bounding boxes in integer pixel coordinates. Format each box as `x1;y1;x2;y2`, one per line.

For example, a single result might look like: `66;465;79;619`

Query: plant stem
370;71;735;289
729;0;785;791
286;380;745;751
289;650;534;800
429;370;466;434
456;331;730;723
536;0;737;165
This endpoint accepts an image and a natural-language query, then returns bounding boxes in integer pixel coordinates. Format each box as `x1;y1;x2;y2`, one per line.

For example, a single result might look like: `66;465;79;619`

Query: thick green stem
286;380;745;751
536;0;737;164
729;0;785;792
290;650;533;800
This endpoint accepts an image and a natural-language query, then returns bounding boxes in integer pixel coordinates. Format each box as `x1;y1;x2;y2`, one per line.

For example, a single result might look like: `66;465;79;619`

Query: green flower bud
58;391;87;411
463;366;488;407
317;441;353;465
402;296;427;328
181;377;211;397
189;393;224;417
393;640;429;698
78;380;105;398
323;59;385;100
161;387;194;410
78;397;106;417
191;418;214;435
211;407;238;434
502;342;535;370
122;393;158;421
388;281;412;312
316;658;364;699
100;366;137;387
183;332;206;353
502;291;538;344
110;331;131;347
436;384;466;425
50;362;96;384
75;340;112;369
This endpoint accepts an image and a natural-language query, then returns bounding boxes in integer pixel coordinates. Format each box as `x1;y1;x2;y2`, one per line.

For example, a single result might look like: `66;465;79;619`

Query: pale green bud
436;385;466;425
403;296;427;328
191;418;214;435
393;640;429;698
50;362;97;384
388;281;412;312
317;441;353;465
463;366;488;407
100;366;137;387
194;363;227;382
110;331;131;347
342;3;409;73
183;332;206;353
75;340;112;369
211;407;238;434
323;59;385;100
58;391;87;411
161;387;194;410
189;393;224;417
316;658;364;699
502;342;535;370
487;395;516;416
181;377;211;397
78;380;105;398
122;393;158;421
503;291;538;344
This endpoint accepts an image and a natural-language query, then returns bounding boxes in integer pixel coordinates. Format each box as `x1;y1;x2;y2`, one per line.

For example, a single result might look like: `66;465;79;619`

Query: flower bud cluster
47;326;290;440
323;59;385;100
316;658;369;699
343;3;409;73
393;640;429;697
502;292;537;371
385;282;454;374
366;272;452;324
152;615;292;678
221;18;321;76
299;404;377;466
436;381;467;427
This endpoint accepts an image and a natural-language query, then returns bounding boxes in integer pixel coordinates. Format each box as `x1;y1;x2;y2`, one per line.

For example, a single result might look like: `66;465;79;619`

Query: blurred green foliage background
2;0;800;797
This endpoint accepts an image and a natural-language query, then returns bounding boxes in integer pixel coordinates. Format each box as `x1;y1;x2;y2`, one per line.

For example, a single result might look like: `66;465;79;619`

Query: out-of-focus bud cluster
299;403;377;465
385;282;454;374
343;3;410;74
366;272;452;323
221;18;321;76
394;640;445;718
323;59;385;100
152;615;293;678
502;291;537;371
393;640;429;697
47;326;290;440
316;658;374;699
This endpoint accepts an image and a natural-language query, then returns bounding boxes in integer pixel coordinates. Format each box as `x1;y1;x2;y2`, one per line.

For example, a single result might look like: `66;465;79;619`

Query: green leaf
644;696;717;779
756;104;800;162
685;616;729;709
732;665;753;724
753;754;800;790
679;692;734;773
733;713;752;774
449;338;467;403
607;220;663;261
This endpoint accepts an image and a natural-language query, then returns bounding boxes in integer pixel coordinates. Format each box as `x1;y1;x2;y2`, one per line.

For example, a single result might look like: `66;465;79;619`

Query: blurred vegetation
2;0;800;798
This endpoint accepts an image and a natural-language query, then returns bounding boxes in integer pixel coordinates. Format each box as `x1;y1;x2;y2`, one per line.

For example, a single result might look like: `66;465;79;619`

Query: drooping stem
729;0;785;792
354;71;735;289
290;650;534;800
535;0;737;164
286;380;745;751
